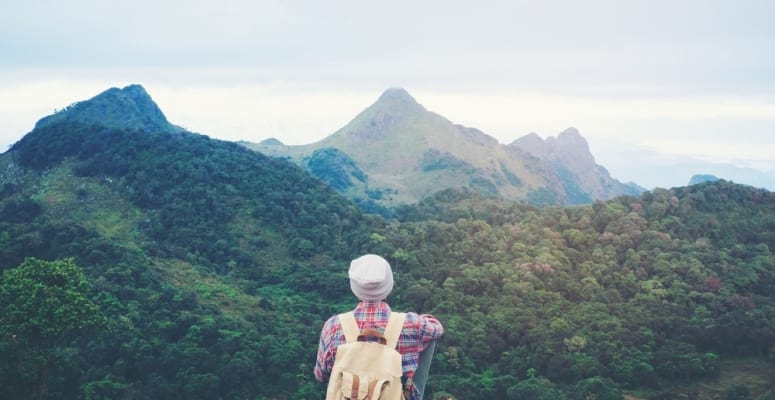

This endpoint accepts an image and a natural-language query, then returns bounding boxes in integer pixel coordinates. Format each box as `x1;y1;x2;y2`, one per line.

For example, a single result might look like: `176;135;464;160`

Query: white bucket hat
348;254;394;301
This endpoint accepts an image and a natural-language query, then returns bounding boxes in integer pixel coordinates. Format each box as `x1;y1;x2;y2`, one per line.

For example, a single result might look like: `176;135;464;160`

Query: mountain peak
555;127;589;149
258;137;284;146
379;87;413;100
493;128;596;164
509;132;549;158
321;87;429;145
118;84;154;104
34;84;181;133
558;126;581;138
373;87;426;114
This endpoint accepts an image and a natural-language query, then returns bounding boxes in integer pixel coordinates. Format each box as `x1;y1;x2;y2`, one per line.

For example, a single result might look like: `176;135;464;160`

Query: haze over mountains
246;87;642;210
589;140;775;192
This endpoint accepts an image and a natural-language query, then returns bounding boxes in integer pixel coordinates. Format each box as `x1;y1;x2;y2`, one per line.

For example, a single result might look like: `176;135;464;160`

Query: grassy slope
22;159;271;321
31;162;145;247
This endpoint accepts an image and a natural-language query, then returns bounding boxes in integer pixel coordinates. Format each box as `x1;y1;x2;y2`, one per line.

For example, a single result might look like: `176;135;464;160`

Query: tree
507;375;567;400
0;258;104;400
723;385;751;400
570;376;624;400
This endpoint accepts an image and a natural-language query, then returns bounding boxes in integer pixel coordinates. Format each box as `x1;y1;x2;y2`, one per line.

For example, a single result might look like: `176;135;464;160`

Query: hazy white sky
2;0;774;188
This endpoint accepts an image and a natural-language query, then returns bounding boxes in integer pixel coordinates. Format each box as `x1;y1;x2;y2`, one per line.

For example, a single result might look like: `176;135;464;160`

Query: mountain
245;88;641;210
509;128;643;202
34;84;184;134
689;174;720;185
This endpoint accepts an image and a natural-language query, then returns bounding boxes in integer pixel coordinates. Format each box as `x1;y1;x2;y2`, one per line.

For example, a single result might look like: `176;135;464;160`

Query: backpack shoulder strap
338;312;360;343
384;312;406;349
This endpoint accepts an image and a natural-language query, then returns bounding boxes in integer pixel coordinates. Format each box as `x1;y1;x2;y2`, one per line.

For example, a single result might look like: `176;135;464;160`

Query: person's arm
417;313;444;345
314;317;337;382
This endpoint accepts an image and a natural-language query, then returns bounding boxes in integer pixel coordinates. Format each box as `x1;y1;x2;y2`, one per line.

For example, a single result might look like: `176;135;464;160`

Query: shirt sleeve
416;313;444;346
313;315;338;382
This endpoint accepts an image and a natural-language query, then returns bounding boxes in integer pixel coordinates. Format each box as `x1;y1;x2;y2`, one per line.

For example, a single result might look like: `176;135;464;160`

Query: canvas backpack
325;311;407;400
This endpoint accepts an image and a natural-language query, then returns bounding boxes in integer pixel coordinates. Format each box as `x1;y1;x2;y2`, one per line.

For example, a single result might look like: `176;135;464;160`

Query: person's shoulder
402;311;439;319
401;311;440;325
323;312;345;329
401;311;420;320
325;313;339;323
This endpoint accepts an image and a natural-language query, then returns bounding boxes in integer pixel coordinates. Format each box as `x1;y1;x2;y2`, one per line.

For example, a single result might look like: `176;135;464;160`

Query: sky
2;0;774;190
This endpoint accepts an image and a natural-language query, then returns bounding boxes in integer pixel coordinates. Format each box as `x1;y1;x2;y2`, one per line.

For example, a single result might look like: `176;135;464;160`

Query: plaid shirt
314;300;444;399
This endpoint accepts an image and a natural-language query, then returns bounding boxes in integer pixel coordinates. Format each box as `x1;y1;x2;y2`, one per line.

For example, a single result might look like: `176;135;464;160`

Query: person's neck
359;299;386;307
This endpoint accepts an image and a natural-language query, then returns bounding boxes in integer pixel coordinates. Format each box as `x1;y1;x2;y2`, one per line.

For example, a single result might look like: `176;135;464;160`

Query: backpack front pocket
340;371;391;399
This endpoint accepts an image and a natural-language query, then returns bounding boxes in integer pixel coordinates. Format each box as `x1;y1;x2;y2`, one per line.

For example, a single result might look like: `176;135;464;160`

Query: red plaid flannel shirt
314;300;444;399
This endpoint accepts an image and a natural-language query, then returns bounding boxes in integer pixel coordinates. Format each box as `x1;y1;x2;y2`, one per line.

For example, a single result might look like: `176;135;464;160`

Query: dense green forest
1;121;774;399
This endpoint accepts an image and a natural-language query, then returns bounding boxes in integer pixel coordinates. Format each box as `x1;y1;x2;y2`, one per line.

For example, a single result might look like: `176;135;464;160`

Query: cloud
4;1;774;96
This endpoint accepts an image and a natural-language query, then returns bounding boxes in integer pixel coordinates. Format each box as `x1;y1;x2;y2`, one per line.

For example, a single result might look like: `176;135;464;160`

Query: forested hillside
386;183;775;399
0;120;382;399
1;87;774;399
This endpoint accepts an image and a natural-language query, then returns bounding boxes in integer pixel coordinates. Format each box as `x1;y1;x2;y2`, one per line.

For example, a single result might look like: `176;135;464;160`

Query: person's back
314;254;444;400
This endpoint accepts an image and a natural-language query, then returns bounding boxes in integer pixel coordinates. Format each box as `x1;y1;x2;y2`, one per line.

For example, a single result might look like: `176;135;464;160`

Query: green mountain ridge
246;88;642;211
34;84;184;134
0;85;774;399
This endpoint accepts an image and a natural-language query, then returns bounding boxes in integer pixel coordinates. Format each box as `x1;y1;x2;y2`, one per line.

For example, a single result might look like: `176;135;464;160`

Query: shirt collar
356;300;390;311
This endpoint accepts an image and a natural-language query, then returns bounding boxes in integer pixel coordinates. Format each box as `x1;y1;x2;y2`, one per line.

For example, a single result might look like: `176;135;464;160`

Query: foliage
0;196;41;222
0;258;104;400
556;165;593;205
724;385;751;400
385;181;775;398
2;112;775;399
421;149;474;172
527;187;559;206
0;257;103;342
570;376;623;400
507;375;567;400
10;122;374;271
304;147;367;191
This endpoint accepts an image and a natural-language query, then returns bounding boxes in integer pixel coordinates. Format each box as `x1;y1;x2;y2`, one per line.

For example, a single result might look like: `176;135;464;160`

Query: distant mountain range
243;88;642;210
590;141;775;191
10;84;772;211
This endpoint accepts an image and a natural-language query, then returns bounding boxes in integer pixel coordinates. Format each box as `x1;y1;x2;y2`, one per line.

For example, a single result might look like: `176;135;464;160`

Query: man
314;254;444;399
